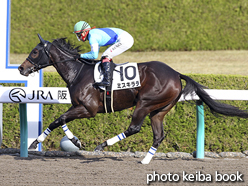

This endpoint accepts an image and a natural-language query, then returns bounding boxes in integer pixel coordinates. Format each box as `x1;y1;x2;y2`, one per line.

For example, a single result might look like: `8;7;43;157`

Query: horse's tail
179;73;248;118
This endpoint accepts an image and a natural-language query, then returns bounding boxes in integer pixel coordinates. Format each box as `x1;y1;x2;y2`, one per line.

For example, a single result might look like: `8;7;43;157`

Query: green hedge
11;0;248;53
1;73;248;153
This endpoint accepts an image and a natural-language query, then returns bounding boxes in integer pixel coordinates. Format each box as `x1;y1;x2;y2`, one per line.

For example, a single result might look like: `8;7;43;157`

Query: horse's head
18;34;52;76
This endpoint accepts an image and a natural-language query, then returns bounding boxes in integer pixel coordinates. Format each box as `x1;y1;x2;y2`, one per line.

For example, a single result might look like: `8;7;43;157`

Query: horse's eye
31;49;39;58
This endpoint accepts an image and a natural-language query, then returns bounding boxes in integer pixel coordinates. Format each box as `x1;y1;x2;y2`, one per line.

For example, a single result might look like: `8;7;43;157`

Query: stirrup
94;81;110;87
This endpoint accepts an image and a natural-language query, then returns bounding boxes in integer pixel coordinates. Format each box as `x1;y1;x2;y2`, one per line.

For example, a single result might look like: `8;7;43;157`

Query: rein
26;42;77;71
27;57;74;71
67;58;100;87
78;58;100;65
27;41;90;87
68;60;84;87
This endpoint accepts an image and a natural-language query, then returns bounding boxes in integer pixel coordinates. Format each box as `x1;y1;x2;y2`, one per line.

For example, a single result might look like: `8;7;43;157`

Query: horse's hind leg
141;110;167;164
95;94;180;164
94;100;175;153
141;100;178;164
94;103;150;151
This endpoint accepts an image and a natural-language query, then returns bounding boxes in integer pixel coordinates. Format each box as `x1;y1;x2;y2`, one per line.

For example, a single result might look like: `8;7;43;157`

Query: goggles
75;32;82;41
74;28;92;41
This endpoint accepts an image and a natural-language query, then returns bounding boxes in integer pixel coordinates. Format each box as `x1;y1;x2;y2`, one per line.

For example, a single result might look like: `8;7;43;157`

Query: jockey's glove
74;54;80;60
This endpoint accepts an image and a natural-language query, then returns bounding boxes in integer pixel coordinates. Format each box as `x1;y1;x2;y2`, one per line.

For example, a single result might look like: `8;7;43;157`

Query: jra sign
0;87;71;104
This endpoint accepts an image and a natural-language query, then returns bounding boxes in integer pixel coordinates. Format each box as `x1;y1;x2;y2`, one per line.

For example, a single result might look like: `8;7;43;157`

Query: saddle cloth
94;62;141;91
94;62;141;113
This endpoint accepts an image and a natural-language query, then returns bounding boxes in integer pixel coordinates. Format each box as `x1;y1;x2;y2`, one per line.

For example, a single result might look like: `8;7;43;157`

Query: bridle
26;40;78;73
26;34;86;87
26;41;53;72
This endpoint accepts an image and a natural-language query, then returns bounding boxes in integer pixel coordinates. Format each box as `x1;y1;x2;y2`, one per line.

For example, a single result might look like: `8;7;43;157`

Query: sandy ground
0;154;247;186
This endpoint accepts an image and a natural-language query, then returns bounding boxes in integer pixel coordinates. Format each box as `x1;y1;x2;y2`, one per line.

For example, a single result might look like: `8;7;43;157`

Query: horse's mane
52;38;100;64
52;38;81;55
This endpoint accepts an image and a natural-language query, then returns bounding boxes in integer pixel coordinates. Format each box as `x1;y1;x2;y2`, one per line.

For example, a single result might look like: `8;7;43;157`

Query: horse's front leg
28;115;80;150
28;118;62;150
28;105;93;150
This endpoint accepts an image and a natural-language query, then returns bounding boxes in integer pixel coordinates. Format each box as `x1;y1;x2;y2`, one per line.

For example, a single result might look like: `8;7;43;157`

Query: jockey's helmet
73;21;91;41
74;21;91;33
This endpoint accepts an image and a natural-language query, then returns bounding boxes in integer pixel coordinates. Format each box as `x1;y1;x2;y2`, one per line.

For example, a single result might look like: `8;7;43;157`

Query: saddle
96;60;128;113
77;58;114;113
94;61;140;113
77;58;140;113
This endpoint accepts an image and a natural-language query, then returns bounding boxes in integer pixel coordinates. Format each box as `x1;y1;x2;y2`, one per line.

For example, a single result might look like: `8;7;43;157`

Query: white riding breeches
102;31;134;59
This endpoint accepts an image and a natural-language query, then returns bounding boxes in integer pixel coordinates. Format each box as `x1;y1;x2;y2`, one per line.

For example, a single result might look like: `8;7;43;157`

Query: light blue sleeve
80;31;101;59
80;50;98;59
80;28;124;59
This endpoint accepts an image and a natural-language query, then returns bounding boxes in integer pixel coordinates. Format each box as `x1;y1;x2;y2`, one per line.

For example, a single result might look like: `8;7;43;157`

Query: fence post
0;85;2;148
0;100;2;148
19;103;28;157
196;100;204;158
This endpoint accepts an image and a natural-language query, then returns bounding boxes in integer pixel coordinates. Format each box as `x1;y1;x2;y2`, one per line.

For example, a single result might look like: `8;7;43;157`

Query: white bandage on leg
62;124;74;139
37;128;51;142
106;133;126;146
141;146;157;164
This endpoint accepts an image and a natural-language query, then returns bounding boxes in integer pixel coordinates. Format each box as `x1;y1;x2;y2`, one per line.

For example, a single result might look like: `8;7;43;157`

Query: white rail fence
0;87;248;158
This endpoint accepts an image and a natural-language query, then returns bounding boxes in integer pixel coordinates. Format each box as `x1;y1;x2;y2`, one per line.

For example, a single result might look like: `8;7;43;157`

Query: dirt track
0;154;247;186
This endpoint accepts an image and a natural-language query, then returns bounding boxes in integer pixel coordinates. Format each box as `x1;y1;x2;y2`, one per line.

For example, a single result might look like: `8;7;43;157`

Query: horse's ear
37;33;45;45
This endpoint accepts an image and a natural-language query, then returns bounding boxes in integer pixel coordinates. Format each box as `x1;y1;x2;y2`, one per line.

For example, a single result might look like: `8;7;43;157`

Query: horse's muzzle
18;65;33;76
18;66;25;75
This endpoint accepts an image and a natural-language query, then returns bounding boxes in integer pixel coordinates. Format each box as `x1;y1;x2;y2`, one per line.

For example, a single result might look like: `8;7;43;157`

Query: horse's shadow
11;154;127;163
80;156;124;164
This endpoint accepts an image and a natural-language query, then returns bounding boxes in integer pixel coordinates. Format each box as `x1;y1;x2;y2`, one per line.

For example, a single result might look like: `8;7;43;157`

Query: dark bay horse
18;34;248;164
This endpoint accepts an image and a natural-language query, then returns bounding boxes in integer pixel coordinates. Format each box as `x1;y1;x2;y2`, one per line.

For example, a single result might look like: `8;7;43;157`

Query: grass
11;50;248;75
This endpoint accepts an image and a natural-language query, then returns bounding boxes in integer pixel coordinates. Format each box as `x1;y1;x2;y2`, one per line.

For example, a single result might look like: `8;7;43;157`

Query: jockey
73;21;134;87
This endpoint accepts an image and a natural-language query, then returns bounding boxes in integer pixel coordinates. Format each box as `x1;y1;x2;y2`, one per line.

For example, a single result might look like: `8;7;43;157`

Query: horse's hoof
94;141;107;151
94;145;103;151
70;137;82;149
28;148;37;152
75;140;82;149
28;139;39;150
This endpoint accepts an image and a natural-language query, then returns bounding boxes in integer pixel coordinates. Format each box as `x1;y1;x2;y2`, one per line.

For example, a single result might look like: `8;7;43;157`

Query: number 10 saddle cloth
94;61;141;113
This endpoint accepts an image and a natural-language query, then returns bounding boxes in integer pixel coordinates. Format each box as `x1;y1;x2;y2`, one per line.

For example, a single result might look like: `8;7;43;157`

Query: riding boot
95;59;111;87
